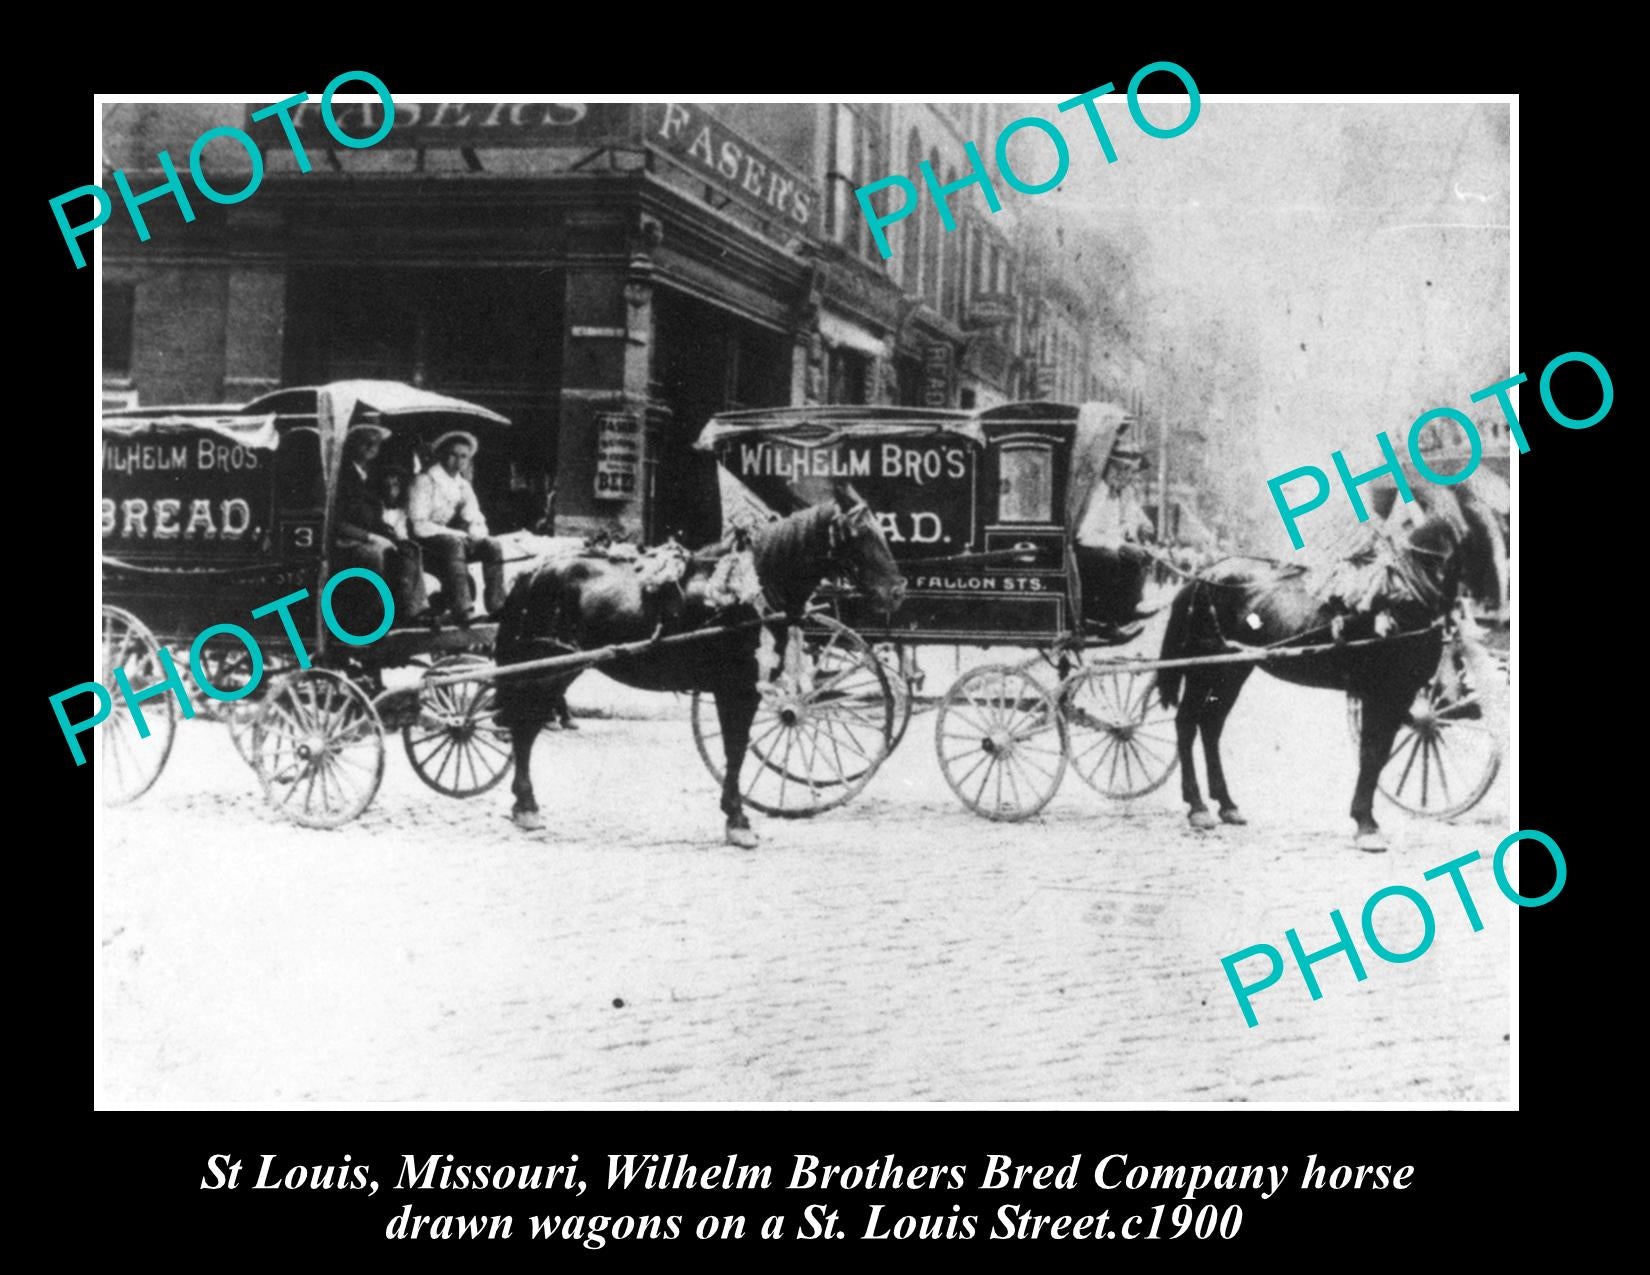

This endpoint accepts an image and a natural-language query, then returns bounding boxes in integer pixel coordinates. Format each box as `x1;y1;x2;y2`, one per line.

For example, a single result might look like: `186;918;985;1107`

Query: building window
903;129;923;295
828;105;889;265
941;179;962;321
826;347;869;405
922;150;944;308
103;281;135;381
999;441;1055;522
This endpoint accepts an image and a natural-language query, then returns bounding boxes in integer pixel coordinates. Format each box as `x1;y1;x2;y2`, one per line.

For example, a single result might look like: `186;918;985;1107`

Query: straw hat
346;423;392;443
431;430;479;456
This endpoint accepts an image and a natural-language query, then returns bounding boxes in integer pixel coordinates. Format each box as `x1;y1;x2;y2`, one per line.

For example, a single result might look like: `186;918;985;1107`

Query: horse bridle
826;500;880;588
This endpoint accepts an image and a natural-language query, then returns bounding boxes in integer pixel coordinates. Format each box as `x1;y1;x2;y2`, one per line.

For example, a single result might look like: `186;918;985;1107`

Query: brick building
101;100;1117;545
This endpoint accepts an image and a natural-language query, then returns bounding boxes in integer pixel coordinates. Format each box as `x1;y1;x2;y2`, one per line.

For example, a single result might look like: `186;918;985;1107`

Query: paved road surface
98;657;1512;1105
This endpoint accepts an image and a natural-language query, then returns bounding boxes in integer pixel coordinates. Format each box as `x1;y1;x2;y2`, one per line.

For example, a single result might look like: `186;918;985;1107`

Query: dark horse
493;482;905;847
1157;481;1503;851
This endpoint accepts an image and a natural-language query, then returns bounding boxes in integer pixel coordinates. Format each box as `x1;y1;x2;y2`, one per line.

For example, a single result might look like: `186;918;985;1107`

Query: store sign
646;104;820;235
594;413;642;499
101;430;275;558
722;436;976;553
270;101;639;150
923;343;953;407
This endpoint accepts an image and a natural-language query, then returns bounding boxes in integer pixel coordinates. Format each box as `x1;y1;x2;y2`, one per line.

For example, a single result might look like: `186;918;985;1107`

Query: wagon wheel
188;632;274;767
99;605;174;806
251;669;385;828
403;654;514;798
1060;665;1180;798
1346;630;1504;819
873;643;916;752
691;617;895;818
936;664;1068;821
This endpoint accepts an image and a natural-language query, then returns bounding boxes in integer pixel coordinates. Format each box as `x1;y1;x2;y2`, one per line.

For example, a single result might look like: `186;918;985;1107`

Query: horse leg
552;677;577;730
1350;695;1407;852
509;720;546;831
1178;675;1217;830
716;685;761;849
1202;668;1253;825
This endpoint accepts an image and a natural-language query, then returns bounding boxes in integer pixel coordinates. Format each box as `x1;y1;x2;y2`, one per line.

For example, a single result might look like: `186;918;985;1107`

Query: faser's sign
279;101;637;151
647;104;819;234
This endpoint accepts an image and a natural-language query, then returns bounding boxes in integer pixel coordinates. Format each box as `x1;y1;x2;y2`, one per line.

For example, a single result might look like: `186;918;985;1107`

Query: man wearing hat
408;430;506;623
333;424;431;623
1073;445;1156;630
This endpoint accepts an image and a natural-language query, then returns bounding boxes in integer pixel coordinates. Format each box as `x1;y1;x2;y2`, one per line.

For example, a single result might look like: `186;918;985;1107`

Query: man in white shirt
1073;447;1156;629
409;431;506;623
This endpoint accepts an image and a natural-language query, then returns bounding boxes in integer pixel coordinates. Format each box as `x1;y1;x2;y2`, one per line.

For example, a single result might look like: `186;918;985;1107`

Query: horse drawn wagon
96;386;1506;847
688;401;1509;838
99;380;522;826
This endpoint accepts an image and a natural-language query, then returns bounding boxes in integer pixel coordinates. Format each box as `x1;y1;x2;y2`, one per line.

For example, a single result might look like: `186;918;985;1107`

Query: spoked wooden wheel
1347;627;1504;819
691;617;895;818
188;631;270;766
99;605;175;806
935;664;1068;821
873;643;917;753
1060;665;1180;798
252;669;385;828
403;654;513;798
1348;676;1502;820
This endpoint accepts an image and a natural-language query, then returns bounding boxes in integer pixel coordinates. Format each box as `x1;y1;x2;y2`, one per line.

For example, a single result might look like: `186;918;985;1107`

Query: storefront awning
818;311;889;359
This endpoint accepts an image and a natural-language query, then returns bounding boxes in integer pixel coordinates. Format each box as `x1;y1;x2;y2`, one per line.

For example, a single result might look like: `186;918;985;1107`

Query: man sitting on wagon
1073;445;1156;632
333;424;433;625
408;430;507;625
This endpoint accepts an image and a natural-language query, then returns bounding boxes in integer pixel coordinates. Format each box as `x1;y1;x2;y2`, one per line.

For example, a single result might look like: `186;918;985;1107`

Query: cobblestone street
98;654;1512;1106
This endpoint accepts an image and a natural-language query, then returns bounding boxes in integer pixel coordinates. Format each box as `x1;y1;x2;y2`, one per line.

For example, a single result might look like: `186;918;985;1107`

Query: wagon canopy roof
699;400;1131;446
240;380;512;428
102;381;511;455
101;410;280;450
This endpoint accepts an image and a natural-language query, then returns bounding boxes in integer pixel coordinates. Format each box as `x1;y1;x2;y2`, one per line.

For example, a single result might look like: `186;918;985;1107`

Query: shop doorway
282;267;563;533
649;290;791;547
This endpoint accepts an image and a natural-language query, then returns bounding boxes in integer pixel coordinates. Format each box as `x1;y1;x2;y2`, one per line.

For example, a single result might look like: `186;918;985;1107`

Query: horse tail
1157;581;1199;709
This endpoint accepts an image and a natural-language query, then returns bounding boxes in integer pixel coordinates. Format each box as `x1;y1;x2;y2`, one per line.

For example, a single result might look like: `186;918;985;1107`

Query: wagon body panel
697;400;1139;646
102;381;512;661
98;382;517;825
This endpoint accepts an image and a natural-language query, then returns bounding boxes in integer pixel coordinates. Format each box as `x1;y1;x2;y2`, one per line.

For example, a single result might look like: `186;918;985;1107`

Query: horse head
829;480;907;614
1395;481;1507;614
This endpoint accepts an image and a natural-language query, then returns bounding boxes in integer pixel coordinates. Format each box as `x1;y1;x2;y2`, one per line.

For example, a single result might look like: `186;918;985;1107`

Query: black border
41;29;1617;1256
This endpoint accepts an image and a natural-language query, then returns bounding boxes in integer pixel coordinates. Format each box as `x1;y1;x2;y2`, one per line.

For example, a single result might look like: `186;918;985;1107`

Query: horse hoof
1188;809;1219;831
560;720;580;731
1219;807;1248;826
725;824;760;850
513;808;545;832
1355;830;1389;853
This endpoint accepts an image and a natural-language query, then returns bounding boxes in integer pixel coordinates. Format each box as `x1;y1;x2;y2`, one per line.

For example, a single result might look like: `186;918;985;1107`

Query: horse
1156;479;1504;851
493;481;906;847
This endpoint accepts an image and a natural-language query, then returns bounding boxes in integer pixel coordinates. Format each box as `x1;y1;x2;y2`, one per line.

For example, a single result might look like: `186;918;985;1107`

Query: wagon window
998;442;1054;523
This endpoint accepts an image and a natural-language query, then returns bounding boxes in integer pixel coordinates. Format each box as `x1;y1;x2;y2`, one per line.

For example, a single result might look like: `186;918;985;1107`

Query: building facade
101;101;1117;546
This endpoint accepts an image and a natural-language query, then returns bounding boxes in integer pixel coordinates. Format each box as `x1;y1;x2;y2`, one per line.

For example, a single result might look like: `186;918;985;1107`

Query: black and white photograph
89;92;1513;1106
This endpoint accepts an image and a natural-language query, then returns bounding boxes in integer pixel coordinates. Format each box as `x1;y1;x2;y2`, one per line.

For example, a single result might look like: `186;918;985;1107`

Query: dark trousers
1075;544;1148;626
418;532;506;616
333;538;429;626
